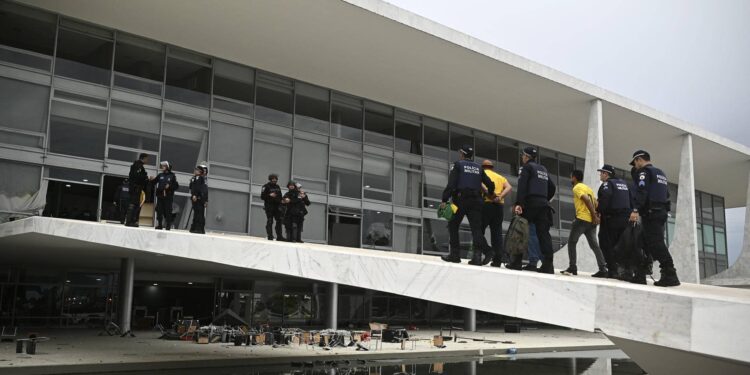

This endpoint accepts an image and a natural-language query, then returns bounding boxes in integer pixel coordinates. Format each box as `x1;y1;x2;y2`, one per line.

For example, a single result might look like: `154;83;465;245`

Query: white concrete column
119;257;135;335
671;134;700;283
554;99;604;273
326;282;338;329
463;308;476;332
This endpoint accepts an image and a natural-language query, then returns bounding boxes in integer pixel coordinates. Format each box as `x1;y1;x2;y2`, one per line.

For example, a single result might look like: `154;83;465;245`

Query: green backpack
505;215;529;256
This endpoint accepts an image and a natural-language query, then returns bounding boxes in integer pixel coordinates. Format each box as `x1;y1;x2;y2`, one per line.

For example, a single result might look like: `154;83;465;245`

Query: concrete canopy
18;0;750;206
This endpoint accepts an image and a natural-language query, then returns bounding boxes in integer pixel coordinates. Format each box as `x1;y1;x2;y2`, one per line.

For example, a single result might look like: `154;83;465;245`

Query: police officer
113;178;130;224
261;174;285;241
125;153;150;227
440;144;495;265
629;150;680;286
512;147;556;273
189;164;209;234
282;180;310;243
153;161;179;230
480;160;512;266
596;164;632;278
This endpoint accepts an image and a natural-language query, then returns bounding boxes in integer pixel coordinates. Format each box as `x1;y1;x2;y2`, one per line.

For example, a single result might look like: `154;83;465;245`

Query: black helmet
287;180;297;188
268;173;278;181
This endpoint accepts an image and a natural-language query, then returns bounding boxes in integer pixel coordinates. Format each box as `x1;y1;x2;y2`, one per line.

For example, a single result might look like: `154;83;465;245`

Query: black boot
654;267;681;287
560;266;577;276
522;262;538;272
481;248;493;266
505;254;523;270
441;246;461;263
165;221;171;231
629;269;647;285
155;221;163;230
124;204;138;227
591;267;609;278
468;250;483;266
537;260;554;274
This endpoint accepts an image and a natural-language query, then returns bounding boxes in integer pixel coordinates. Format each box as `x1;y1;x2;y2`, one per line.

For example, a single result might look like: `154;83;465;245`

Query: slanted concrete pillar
554;99;604;273
463;308;476;332
119;257;135;335
326;283;338;329
671;134;700;283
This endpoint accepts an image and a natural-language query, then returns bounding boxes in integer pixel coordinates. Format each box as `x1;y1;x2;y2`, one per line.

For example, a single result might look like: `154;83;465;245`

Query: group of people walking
440;144;680;287
261;174;311;242
119;153;209;234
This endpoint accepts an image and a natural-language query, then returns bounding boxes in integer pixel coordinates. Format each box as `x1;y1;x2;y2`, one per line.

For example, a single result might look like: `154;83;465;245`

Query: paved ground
0;328;614;374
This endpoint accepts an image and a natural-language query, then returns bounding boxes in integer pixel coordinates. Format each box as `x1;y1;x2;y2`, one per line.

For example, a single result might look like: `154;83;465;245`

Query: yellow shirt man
572;182;596;223
483;169;509;204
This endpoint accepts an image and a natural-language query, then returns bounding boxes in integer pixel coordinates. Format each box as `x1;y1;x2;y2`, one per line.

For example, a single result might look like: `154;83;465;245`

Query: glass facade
0;3;730;271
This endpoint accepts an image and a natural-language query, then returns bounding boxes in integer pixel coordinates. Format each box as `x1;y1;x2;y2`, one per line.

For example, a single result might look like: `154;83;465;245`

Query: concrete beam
555;99;603;273
671;134;700;283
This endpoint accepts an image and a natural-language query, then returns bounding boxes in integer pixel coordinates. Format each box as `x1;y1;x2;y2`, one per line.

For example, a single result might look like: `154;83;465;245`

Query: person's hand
299;192;306;198
439;202;447;210
592;215;600;226
283;198;290;204
493;196;501;204
270;192;277;197
192;195;197;202
148;175;155;180
629;211;639;223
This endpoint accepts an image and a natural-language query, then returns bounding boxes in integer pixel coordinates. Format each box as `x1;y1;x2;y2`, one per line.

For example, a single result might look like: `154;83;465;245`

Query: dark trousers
642;209;674;269
265;205;284;239
481;202;505;262
155;194;174;228
191;203;205;234
285;215;304;242
599;214;629;269
567;219;606;269
118;199;129;224
125;185;143;225
448;195;490;258
521;204;554;265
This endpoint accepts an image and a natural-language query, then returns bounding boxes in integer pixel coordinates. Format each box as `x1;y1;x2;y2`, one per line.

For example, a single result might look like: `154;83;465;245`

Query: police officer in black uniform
282;180;311;243
125;153;150;227
512;147;557;273
113;178;130;224
629;150;680;287
596;164;631;278
440;144;495;265
189;164;209;234
153;161;179;230
261;174;285;241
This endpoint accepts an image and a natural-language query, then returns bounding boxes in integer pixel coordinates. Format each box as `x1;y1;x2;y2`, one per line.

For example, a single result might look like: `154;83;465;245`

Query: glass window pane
474;131;496;162
423;166;448;208
295;83;329;134
362;210;392;248
394;162;421;208
449;125;472;155
716;229;726;255
209;121;252;168
395;111;421;155
701;192;713;222
394;223;421;254
0;2;56;70
423;218;449;254
293;138;328;181
255;73;293;126
253;142;291;185
703;224;715;247
165;54;211;107
206;189;248;233
713;196;725;224
328;207;361;248
0;77;49;136
363;154;392;201
160;122;208;174
108;101;160;151
55;29;113;86
213;60;253;115
0;160;41;221
423;117;448;160
49;99;107;159
331;93;362;141
497;140;519;176
329;140;362;199
114;34;165;95
364;102;393;147
302;202;326;242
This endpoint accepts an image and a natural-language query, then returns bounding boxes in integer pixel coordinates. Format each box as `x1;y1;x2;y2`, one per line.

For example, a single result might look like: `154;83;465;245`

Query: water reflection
113;351;645;375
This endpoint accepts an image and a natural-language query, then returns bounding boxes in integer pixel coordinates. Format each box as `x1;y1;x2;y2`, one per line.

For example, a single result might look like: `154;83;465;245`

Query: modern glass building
0;0;739;328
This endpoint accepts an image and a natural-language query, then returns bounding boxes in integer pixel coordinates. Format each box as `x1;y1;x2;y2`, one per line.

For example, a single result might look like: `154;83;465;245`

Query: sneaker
560;267;577;276
591;270;608;278
441;255;461;263
654;267;681;287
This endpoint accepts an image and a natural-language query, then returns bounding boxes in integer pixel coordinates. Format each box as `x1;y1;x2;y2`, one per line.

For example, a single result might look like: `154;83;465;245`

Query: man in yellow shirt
561;170;608;277
480;160;512;267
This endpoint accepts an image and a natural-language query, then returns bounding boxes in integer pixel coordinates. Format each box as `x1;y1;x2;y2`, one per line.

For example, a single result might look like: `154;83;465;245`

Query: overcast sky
387;0;749;265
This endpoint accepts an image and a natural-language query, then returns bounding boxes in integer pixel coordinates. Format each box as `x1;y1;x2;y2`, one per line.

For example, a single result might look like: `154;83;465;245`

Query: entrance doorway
328;206;361;248
43;181;99;221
